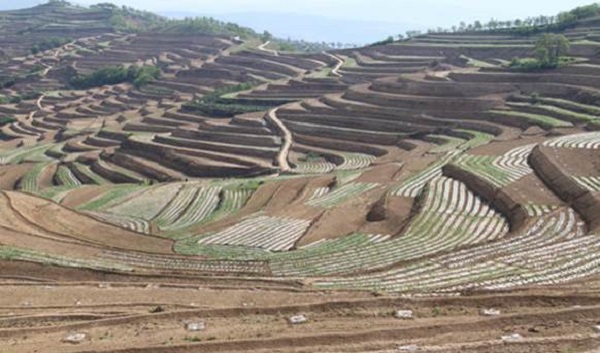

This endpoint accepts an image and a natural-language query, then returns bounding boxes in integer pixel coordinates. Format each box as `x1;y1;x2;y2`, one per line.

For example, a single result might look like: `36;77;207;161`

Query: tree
535;33;570;67
261;30;273;42
406;30;421;38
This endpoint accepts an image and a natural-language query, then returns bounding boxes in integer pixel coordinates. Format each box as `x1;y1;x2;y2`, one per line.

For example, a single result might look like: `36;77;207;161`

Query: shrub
509;57;546;71
0;116;16;127
31;37;72;55
70;65;160;89
370;35;396;46
21;91;42;100
182;82;278;117
0;77;15;89
535;34;570;67
299;151;323;162
510;35;569;72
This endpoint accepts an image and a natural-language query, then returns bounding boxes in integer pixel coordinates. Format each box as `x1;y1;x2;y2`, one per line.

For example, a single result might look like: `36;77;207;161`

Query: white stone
394;310;414;319
288;315;308;325
594;325;600;333
481;308;501;316
185;321;206;332
501;333;523;343
397;344;418;352
62;332;87;344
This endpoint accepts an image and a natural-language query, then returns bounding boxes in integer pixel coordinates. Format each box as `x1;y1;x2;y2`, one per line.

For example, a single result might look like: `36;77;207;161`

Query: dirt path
1;288;599;353
27;93;45;120
40;62;52;77
35;94;45;110
323;51;344;77
258;41;279;56
266;107;292;172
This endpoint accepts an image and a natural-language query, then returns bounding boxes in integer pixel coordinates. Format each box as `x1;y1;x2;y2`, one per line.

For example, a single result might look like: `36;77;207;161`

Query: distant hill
162;11;426;45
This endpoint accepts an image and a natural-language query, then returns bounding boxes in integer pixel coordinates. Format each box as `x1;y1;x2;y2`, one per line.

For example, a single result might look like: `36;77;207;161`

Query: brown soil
299;187;383;245
38;162;58;189
357;163;403;183
1;273;599;353
545;147;600;176
60;185;116;209
4;191;173;253
0;163;33;190
361;196;414;236
470;136;547;156
502;173;565;206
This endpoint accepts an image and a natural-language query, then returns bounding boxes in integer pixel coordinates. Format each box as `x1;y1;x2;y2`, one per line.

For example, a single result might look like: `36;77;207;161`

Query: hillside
0;2;600;353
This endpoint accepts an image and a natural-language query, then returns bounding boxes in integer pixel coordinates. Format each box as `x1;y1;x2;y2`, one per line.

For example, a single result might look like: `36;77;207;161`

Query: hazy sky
70;0;595;43
76;0;593;24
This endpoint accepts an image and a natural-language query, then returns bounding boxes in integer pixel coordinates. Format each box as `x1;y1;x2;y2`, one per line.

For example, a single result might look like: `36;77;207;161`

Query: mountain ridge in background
1;1;412;44
162;11;426;45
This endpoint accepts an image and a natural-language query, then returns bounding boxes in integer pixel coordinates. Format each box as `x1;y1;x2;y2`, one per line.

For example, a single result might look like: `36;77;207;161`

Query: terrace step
107;152;189;182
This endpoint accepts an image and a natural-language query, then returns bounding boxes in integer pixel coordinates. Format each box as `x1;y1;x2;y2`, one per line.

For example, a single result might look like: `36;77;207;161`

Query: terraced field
1;2;600;353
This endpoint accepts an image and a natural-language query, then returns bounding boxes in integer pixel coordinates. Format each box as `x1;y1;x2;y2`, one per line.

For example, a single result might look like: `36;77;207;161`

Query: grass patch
489;109;573;128
341;56;358;68
507;102;598;123
452;155;512;187
183;82;278;117
0;144;52;164
78;184;145;211
0;116;16;127
460;55;497;68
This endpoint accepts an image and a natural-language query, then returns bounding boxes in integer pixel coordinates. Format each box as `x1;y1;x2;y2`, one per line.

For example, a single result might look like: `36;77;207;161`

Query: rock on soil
501;333;524;343
184;321;206;332
288;315;308;325
481;308;501;316
394;310;414;319
62;332;87;344
397;344;419;351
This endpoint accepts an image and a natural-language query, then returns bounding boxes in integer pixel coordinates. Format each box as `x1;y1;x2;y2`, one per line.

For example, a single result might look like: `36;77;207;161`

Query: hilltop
0;2;600;353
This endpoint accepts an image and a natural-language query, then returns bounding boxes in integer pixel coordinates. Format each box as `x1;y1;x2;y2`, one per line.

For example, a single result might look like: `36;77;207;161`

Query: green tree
488;19;499;30
535;33;570;67
261;30;273;42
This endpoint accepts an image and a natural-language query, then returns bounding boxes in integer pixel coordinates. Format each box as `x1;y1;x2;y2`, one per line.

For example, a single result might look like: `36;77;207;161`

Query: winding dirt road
266;107;292;172
323;52;344;77
258;41;279;56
